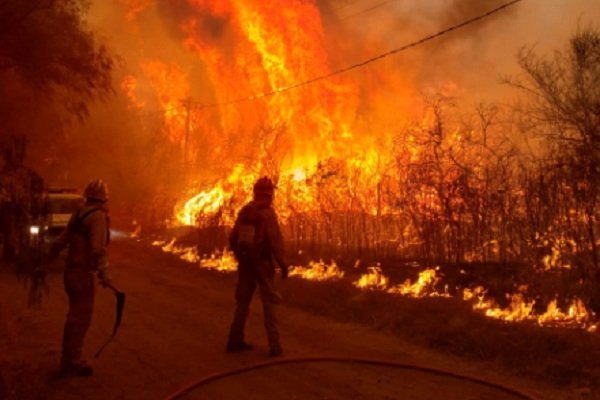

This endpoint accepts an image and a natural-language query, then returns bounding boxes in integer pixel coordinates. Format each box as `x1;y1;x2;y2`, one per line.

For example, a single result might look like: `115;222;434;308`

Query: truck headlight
30;225;40;235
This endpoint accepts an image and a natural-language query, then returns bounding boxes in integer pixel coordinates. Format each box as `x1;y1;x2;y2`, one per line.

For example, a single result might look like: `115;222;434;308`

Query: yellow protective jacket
52;202;109;273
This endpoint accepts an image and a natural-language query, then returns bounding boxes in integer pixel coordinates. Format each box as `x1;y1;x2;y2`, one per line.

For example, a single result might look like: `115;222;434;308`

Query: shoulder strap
69;207;104;237
79;207;102;222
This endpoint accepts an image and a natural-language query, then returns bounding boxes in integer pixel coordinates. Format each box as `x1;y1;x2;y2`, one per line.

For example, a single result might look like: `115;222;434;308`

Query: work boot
60;360;94;377
268;345;283;357
226;341;254;352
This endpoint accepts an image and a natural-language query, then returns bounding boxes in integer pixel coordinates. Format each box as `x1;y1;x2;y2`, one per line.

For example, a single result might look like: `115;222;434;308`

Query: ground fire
1;0;600;399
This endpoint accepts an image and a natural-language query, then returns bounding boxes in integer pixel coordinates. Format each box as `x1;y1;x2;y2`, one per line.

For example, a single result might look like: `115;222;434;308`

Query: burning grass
148;234;600;390
151;236;597;331
280;277;600;389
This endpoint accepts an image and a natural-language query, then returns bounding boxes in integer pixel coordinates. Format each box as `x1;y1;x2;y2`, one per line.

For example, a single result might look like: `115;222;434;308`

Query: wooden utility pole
181;97;192;167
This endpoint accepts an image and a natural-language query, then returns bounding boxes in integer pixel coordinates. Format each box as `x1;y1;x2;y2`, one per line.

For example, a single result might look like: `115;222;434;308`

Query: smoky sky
315;0;598;101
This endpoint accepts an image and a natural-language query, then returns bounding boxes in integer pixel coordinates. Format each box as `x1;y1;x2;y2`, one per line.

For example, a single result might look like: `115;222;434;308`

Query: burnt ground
0;236;596;400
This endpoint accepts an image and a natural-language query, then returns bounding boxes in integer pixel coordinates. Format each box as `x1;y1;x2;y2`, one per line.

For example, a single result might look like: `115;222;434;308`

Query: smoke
320;0;600;103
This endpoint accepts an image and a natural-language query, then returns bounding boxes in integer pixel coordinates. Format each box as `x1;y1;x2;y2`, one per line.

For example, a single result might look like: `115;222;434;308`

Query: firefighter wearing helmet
227;176;288;357
50;179;112;376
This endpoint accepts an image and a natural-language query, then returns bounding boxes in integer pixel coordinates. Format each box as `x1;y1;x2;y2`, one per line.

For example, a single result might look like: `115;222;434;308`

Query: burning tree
508;25;600;311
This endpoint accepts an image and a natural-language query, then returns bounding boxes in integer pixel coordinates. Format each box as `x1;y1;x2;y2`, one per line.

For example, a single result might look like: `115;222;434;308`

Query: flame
463;287;595;330
199;249;238;272
389;268;446;297
353;265;389;290
152;239;237;272
173;0;360;178
483;293;536;322
141;61;190;144
176;187;226;225
130;224;142;238
161;238;176;252
353;266;447;298
175;165;255;226
538;235;576;271
289;259;345;281
292;167;307;182
120;76;145;109
179;246;199;263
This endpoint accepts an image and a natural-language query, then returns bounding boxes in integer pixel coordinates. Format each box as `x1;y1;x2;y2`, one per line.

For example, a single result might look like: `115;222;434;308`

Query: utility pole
181;97;192;168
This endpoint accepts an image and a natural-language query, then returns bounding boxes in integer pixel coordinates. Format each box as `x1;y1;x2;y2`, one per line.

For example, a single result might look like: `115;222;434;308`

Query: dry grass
281;277;600;389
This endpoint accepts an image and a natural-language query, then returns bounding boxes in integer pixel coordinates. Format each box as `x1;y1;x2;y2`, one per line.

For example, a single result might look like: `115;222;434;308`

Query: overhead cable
184;0;523;110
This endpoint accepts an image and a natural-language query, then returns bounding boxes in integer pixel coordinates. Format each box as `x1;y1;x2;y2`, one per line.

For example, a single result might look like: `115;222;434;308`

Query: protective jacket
229;200;285;272
53;203;110;274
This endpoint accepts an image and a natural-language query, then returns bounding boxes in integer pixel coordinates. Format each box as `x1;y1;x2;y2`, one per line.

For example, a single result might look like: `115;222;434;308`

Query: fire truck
28;188;83;249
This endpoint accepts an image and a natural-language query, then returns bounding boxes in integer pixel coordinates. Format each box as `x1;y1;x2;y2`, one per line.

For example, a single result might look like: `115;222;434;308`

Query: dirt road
0;237;584;399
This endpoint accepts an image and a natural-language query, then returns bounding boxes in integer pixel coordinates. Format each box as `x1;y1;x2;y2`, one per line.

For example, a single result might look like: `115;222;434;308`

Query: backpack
69;207;110;245
234;204;266;261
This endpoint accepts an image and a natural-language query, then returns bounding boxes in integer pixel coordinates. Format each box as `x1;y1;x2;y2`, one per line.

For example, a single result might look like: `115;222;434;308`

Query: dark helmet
253;176;275;197
84;179;109;202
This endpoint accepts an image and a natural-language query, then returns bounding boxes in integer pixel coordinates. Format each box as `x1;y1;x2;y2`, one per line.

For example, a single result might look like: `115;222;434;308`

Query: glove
97;271;112;288
97;263;113;288
280;265;289;280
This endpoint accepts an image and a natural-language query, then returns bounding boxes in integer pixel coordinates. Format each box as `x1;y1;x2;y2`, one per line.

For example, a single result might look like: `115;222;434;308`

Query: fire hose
164;356;539;400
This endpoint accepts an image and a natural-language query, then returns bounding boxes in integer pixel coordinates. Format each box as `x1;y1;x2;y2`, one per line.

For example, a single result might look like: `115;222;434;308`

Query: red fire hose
164;356;539;400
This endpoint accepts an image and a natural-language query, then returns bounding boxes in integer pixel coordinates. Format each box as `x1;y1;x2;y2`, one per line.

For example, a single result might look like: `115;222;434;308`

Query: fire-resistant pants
61;268;95;366
228;261;282;350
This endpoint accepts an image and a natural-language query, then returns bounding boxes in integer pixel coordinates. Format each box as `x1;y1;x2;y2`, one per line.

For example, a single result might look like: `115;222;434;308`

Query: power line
188;0;523;110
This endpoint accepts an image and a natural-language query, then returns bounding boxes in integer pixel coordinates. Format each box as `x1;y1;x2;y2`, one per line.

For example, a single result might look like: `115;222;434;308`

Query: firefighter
50;179;112;376
227;176;288;357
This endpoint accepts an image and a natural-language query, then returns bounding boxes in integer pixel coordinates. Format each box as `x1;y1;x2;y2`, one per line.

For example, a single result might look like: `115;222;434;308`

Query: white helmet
84;179;109;202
